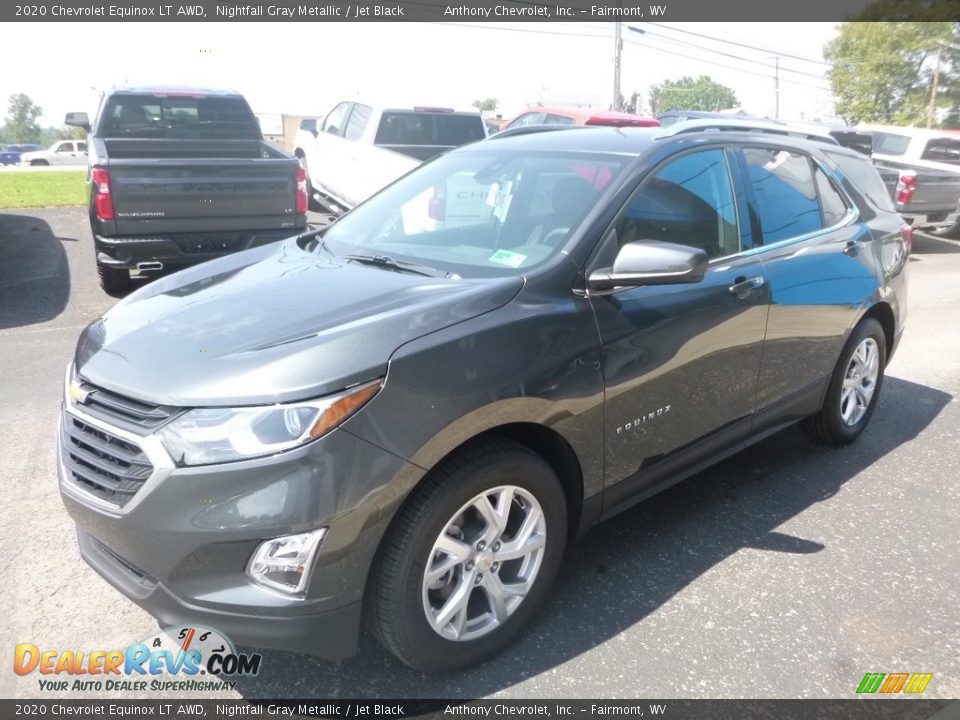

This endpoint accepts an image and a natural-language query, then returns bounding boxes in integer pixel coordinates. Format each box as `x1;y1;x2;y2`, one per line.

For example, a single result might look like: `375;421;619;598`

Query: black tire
97;260;131;296
30;160;50;166
369;439;567;672
802;317;887;445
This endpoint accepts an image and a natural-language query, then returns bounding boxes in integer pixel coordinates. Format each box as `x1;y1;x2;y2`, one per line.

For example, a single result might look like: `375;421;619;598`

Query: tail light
295;165;308;215
901;221;913;254
895;171;917;205
91;166;114;221
428;186;446;221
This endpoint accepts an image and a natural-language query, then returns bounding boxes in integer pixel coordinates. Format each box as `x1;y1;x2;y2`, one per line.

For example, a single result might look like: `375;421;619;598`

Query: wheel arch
861;300;896;359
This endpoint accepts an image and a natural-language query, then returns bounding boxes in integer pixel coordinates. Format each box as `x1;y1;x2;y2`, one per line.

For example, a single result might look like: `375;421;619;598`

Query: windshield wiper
341;253;453;278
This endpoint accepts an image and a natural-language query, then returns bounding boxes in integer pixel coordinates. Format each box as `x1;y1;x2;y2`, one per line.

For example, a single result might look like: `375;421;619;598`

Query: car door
734;144;877;430
310;102;351;199
51;141;74;166
338;103;374;207
589;147;770;504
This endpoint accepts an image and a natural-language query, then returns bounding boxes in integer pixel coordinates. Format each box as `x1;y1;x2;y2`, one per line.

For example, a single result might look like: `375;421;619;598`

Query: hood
76;239;522;406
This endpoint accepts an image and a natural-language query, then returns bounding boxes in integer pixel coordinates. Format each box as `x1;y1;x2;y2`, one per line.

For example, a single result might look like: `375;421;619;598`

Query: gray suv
59;125;909;671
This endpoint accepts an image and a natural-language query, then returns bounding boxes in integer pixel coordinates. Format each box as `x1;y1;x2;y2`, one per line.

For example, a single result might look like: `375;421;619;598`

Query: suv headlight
157;379;381;466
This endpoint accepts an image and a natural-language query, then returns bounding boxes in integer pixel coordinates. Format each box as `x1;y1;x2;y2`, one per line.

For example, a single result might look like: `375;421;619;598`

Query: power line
625;35;833;92
632;26;833;81
645;22;830;66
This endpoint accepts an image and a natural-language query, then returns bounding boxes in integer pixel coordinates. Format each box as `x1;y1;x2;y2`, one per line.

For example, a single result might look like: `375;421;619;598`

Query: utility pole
613;21;623;111
928;45;942;129
772;56;780;120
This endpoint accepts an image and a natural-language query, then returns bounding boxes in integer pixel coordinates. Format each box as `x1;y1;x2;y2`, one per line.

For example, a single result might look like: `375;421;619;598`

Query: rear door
735;144;876;430
590;147;770;501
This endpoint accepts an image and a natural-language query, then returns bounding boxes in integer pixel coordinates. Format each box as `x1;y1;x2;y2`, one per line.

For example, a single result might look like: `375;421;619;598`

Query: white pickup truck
293;102;486;213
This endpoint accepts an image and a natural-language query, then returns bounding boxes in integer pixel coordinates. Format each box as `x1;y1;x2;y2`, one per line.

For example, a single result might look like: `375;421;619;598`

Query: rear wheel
369;440;567;671
96;260;131;296
802;318;886;444
30;159;50;166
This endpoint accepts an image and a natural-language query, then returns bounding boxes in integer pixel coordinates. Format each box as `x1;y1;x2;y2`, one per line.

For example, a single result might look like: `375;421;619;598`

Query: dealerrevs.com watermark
14;626;261;694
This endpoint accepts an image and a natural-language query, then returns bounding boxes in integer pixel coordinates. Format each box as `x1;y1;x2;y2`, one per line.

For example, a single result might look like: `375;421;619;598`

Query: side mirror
588;241;708;292
301;119;318;137
65;112;91;132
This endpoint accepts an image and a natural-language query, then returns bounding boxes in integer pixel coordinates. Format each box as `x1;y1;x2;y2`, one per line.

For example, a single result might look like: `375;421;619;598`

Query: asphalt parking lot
1;206;958;700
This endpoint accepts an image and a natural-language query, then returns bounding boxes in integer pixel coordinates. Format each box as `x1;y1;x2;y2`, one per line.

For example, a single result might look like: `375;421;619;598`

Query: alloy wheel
840;337;880;426
421;485;546;642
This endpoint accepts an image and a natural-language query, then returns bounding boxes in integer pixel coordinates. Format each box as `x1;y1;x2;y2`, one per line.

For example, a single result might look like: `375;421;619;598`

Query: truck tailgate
874;159;960;212
107;158;299;236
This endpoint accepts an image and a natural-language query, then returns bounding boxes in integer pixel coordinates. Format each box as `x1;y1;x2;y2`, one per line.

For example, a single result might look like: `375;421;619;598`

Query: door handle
729;276;765;298
843;240;861;257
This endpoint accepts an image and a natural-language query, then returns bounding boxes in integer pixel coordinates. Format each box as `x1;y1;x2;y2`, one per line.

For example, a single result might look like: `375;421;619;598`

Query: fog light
246;528;327;597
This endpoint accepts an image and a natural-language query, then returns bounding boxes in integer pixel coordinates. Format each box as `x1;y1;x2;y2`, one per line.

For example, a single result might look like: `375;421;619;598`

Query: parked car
656;109;765;126
65;86;307;294
503;105;660;131
19;140;88;166
0;143;43;165
59;124;907;672
864;125;960;236
293;102;486;213
484;117;507;135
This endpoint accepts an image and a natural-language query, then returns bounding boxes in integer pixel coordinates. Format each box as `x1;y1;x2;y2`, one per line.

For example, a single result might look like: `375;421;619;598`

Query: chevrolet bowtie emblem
69;380;92;405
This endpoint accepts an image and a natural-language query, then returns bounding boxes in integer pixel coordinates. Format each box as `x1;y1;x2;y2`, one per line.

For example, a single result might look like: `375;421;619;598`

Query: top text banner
5;0;960;22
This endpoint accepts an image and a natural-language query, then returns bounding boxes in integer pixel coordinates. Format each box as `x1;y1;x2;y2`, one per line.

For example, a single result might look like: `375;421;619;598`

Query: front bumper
58;402;417;660
94;227;303;270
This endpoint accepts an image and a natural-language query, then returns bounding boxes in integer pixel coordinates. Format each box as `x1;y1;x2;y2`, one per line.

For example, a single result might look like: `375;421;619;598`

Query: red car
502;105;660;131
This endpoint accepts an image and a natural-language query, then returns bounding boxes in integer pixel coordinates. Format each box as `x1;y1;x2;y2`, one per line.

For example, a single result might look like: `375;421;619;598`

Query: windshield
99;94;261;140
315;149;627;278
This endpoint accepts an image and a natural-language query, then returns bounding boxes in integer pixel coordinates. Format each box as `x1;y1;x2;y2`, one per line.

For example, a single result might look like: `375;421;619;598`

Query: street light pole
772;56;780;120
613;22;623;111
928;45;942;129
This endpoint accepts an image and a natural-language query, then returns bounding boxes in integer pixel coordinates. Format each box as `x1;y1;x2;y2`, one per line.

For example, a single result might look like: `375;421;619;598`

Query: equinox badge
617;405;672;435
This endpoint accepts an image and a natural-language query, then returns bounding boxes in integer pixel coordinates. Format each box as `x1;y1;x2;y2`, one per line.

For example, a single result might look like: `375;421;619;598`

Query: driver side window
614;149;740;259
323;103;349;136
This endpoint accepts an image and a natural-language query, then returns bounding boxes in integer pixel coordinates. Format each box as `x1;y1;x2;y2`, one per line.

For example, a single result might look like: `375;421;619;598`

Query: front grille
74;381;176;433
61;415;154;507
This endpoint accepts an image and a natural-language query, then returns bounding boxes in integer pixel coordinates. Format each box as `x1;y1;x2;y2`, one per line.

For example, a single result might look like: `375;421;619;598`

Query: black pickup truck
66;87;307;294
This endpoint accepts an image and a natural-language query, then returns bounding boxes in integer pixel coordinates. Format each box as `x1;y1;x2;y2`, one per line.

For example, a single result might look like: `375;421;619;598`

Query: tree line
0;93;84;147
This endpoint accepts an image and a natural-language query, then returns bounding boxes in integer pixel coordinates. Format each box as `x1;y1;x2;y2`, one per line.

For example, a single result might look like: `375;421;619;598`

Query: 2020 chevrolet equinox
59;124;908;671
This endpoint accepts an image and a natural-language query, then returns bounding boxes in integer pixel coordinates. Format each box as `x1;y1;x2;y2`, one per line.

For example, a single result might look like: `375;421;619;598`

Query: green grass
0;170;87;209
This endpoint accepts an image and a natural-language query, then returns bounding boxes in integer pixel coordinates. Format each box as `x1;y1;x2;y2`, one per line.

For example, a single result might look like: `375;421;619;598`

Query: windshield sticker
489;249;527;268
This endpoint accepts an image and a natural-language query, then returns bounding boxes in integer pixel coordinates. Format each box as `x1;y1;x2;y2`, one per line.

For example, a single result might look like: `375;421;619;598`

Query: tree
472;98;498;112
824;22;956;126
648;76;738;115
3;93;43;143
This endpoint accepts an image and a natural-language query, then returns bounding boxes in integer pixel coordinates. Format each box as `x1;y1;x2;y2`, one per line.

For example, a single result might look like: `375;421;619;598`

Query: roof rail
657;119;841;147
487;124;589;141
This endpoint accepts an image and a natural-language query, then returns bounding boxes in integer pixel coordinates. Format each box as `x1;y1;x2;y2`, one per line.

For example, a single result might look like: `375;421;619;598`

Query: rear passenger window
544;114;575;125
814;168;848;226
742;148;822;243
824;151;896;212
614;149;740;259
344;104;371;141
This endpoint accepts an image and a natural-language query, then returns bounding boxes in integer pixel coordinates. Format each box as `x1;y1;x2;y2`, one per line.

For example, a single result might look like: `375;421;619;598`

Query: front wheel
369;440;567;671
802;317;886;444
